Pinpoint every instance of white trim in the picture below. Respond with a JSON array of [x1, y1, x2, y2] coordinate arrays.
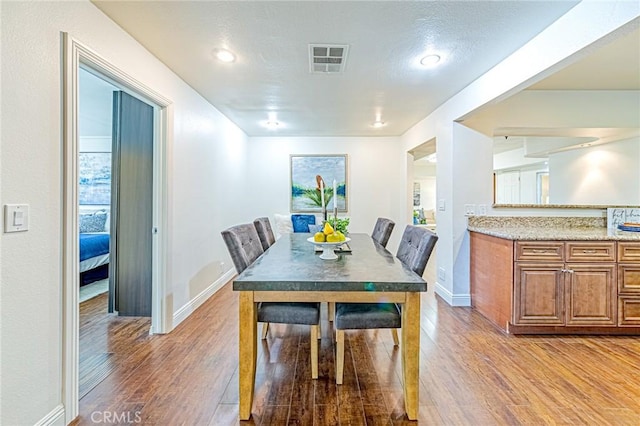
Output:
[[34, 404, 65, 426], [434, 281, 471, 307], [172, 270, 236, 328], [62, 34, 172, 424]]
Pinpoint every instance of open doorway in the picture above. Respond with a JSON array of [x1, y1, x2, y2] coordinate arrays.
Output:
[[77, 67, 156, 398], [63, 34, 171, 423], [410, 138, 437, 232]]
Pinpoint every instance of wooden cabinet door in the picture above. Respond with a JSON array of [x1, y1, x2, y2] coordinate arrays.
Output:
[[565, 264, 616, 326], [514, 263, 565, 325]]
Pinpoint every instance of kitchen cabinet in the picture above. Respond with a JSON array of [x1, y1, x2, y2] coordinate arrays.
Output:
[[470, 233, 639, 334], [513, 241, 616, 327], [618, 242, 640, 326]]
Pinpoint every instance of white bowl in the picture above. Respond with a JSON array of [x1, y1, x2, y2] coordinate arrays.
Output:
[[307, 236, 351, 260]]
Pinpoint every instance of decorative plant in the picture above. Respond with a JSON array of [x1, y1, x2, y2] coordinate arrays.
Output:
[[326, 216, 350, 234]]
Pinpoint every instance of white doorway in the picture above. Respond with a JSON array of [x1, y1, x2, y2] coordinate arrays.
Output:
[[62, 34, 171, 423]]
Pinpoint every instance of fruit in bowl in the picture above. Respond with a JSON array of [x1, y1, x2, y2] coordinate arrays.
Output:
[[313, 232, 325, 242]]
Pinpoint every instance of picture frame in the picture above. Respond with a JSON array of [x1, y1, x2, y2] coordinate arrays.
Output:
[[290, 154, 348, 213], [79, 152, 112, 205]]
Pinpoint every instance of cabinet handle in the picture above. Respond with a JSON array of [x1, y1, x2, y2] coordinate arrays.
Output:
[[532, 249, 549, 253], [582, 249, 596, 254], [560, 268, 574, 274]]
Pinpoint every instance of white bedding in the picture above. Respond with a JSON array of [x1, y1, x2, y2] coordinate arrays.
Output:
[[80, 253, 109, 273]]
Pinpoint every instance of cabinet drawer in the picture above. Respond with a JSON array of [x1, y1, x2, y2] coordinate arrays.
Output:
[[618, 296, 640, 326], [565, 242, 616, 262], [618, 242, 640, 263], [515, 242, 564, 262], [619, 264, 640, 294]]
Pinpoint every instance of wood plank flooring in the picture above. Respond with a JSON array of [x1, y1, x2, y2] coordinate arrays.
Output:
[[74, 260, 640, 425]]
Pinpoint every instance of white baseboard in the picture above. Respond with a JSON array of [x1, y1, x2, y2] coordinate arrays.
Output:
[[35, 404, 65, 426], [434, 281, 471, 307], [172, 269, 236, 328]]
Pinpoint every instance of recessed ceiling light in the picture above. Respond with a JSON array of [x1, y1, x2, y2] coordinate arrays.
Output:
[[372, 120, 385, 128], [419, 54, 441, 67], [264, 120, 280, 130], [213, 48, 236, 63]]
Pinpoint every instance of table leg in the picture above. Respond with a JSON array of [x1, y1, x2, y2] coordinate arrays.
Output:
[[402, 292, 420, 420], [239, 291, 257, 420]]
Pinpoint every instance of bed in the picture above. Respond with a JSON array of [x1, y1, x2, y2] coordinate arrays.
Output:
[[79, 209, 110, 285]]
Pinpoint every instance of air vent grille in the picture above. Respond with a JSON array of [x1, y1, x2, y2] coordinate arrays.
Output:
[[309, 44, 349, 74]]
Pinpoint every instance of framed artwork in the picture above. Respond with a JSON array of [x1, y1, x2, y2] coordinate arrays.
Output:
[[79, 152, 112, 205], [290, 154, 348, 213], [413, 182, 421, 206]]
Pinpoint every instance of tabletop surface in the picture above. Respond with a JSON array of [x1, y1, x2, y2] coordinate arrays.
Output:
[[233, 233, 427, 292]]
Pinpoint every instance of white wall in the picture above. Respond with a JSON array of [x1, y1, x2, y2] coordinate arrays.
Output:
[[550, 137, 640, 205], [401, 2, 639, 305], [246, 137, 407, 251], [1, 1, 248, 424]]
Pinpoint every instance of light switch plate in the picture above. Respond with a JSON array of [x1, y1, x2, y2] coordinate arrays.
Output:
[[4, 204, 29, 233]]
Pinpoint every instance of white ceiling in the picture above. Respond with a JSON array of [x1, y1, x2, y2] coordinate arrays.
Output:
[[91, 0, 583, 137]]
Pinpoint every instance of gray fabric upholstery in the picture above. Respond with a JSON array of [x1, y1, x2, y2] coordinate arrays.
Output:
[[258, 302, 321, 325], [334, 302, 401, 330], [371, 217, 395, 248], [221, 222, 320, 328], [221, 223, 264, 274], [334, 226, 437, 332], [396, 225, 438, 276], [253, 217, 276, 251]]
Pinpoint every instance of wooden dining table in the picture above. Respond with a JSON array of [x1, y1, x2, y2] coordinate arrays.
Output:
[[233, 232, 428, 420]]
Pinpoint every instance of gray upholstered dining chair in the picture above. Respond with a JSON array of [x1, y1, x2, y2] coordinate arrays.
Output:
[[371, 217, 395, 248], [328, 217, 396, 323], [221, 223, 322, 378], [334, 225, 438, 384], [252, 217, 277, 338], [253, 217, 276, 251]]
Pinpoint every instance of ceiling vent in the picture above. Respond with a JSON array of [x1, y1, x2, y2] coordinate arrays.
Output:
[[309, 44, 349, 74]]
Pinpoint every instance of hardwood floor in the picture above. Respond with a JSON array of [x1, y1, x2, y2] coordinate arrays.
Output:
[[75, 258, 640, 425]]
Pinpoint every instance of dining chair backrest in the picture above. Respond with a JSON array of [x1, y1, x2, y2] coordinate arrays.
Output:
[[396, 225, 438, 276], [253, 217, 276, 251], [221, 223, 265, 274], [371, 217, 395, 248]]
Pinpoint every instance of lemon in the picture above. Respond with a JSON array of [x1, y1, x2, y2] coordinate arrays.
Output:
[[336, 231, 346, 242], [313, 232, 325, 242], [323, 222, 334, 236], [326, 232, 341, 242]]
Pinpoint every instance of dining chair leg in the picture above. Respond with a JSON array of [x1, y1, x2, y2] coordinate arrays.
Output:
[[318, 321, 322, 340], [261, 322, 270, 340], [391, 328, 399, 346], [328, 302, 335, 322], [335, 329, 345, 385], [310, 325, 319, 379]]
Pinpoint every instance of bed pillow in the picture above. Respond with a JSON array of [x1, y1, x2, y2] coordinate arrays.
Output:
[[308, 224, 323, 234], [79, 210, 108, 233], [273, 213, 294, 239], [291, 214, 316, 233]]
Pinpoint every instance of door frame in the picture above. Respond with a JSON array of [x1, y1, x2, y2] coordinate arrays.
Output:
[[62, 33, 172, 423]]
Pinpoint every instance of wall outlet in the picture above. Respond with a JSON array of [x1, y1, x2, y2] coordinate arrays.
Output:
[[438, 267, 446, 281], [464, 204, 475, 216], [478, 204, 487, 215]]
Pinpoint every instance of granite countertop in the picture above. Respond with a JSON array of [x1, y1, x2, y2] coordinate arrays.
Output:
[[467, 216, 640, 241]]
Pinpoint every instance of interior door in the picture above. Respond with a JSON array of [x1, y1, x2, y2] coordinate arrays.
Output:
[[109, 91, 154, 316]]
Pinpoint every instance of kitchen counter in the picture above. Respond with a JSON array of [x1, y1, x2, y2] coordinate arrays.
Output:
[[467, 216, 640, 241]]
